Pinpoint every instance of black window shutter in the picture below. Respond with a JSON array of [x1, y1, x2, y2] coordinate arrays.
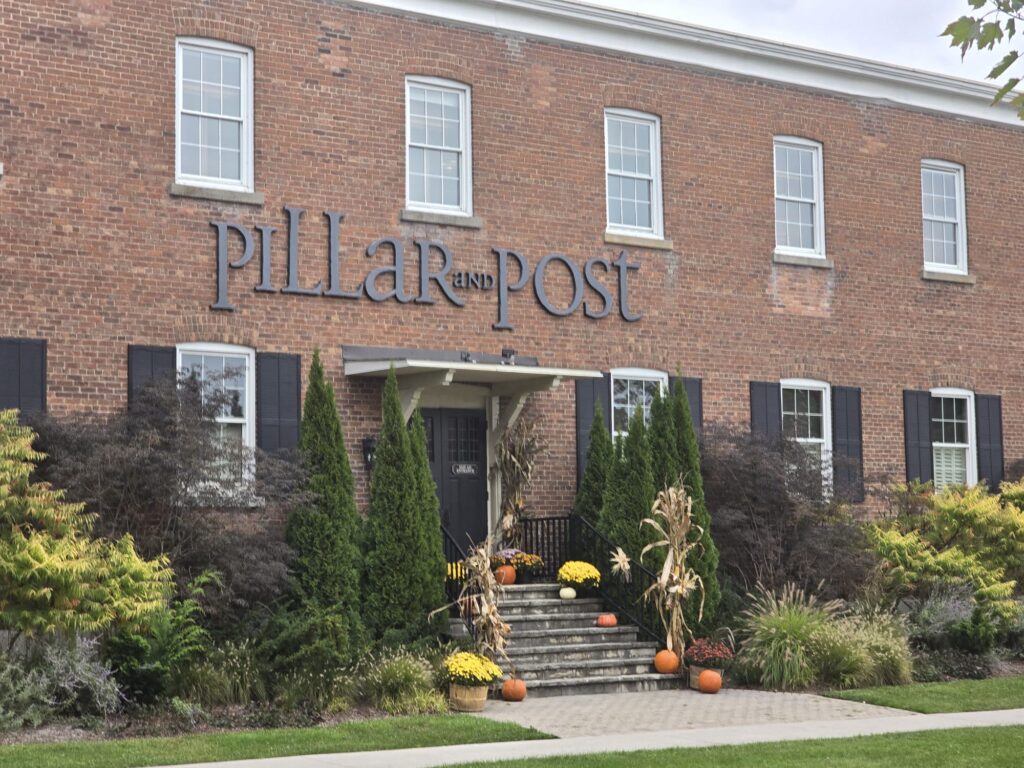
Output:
[[127, 345, 176, 404], [903, 390, 933, 484], [575, 372, 612, 488], [750, 381, 782, 437], [668, 376, 704, 437], [976, 394, 1004, 490], [831, 385, 864, 502], [257, 353, 301, 453], [0, 338, 47, 416]]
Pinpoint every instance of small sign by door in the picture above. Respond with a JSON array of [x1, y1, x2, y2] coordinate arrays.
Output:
[[451, 462, 478, 477]]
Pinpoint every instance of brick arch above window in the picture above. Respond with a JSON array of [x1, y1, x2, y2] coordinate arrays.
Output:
[[173, 6, 261, 49], [601, 84, 665, 119], [173, 315, 260, 350], [400, 55, 478, 88]]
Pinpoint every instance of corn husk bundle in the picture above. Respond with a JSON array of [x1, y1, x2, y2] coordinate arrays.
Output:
[[640, 482, 706, 655]]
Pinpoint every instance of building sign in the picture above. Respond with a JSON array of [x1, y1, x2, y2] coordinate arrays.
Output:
[[210, 206, 641, 331], [450, 463, 478, 477]]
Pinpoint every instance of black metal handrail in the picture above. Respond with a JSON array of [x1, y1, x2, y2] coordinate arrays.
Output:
[[520, 515, 571, 581], [441, 523, 476, 638], [569, 513, 663, 643]]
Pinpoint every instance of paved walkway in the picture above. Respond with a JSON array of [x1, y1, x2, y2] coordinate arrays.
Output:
[[478, 687, 907, 738], [154, 707, 1024, 768]]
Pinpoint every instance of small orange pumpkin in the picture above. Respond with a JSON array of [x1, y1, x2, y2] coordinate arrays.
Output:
[[698, 669, 723, 694], [654, 649, 681, 674], [596, 613, 618, 628], [502, 677, 528, 701], [494, 565, 517, 585]]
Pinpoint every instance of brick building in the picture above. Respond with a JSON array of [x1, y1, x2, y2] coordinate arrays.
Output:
[[2, 0, 1021, 545]]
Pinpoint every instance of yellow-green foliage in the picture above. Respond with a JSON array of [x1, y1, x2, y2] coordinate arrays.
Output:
[[0, 410, 172, 638], [871, 483, 1024, 620]]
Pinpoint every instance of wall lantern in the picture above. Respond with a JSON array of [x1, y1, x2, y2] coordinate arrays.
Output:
[[361, 436, 378, 471]]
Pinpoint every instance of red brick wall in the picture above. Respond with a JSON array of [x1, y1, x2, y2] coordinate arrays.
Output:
[[2, 0, 1022, 515]]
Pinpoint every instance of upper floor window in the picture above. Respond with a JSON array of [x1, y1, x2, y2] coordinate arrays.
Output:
[[921, 160, 967, 275], [605, 109, 664, 239], [781, 378, 832, 491], [610, 368, 667, 438], [405, 76, 472, 216], [177, 342, 255, 481], [176, 38, 254, 192], [773, 137, 825, 258], [930, 388, 976, 490]]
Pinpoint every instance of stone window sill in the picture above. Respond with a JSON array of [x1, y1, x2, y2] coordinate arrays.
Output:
[[400, 208, 482, 229], [772, 251, 834, 269], [922, 269, 976, 285], [169, 183, 265, 206], [604, 231, 674, 251]]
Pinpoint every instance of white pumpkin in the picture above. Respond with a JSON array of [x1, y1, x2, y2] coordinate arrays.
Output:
[[559, 586, 577, 600]]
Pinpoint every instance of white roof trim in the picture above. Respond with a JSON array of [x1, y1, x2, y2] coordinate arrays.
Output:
[[345, 358, 603, 382], [355, 0, 1022, 128]]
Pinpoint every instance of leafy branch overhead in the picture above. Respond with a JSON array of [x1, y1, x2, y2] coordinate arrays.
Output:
[[945, 1, 1024, 115]]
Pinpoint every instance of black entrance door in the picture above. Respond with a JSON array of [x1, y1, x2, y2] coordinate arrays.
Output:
[[421, 408, 488, 551]]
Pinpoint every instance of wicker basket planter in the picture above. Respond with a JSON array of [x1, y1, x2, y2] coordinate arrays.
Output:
[[449, 683, 489, 712]]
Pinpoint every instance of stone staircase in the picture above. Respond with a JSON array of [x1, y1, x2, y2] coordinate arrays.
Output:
[[495, 582, 680, 697]]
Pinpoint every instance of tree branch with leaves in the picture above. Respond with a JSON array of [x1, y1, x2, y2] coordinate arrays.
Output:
[[946, 0, 1024, 116]]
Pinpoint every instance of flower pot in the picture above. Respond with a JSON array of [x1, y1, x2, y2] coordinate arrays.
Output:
[[494, 565, 517, 585], [688, 665, 724, 691], [449, 683, 489, 712], [559, 586, 577, 600], [517, 571, 535, 584]]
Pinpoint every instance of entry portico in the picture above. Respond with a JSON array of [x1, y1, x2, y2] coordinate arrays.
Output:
[[343, 345, 601, 548]]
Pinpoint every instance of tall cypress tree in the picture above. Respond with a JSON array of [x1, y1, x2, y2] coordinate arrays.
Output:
[[671, 378, 721, 629], [597, 407, 656, 564], [408, 408, 447, 638], [574, 402, 613, 527], [286, 350, 365, 652], [649, 389, 681, 492], [363, 367, 424, 644]]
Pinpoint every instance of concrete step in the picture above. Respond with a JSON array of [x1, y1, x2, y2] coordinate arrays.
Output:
[[498, 583, 562, 601], [509, 625, 639, 647], [506, 640, 659, 665], [499, 598, 604, 616], [506, 612, 607, 631], [509, 657, 656, 680], [509, 672, 683, 698]]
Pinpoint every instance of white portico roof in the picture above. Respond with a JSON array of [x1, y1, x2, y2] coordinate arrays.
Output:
[[344, 356, 602, 388]]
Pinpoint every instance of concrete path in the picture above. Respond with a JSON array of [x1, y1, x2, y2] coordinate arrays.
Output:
[[478, 687, 907, 738], [152, 706, 1024, 768]]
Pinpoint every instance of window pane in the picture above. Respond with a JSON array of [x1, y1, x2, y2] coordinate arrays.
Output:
[[201, 51, 222, 84], [783, 413, 796, 437], [183, 49, 202, 81], [181, 144, 201, 175], [222, 86, 241, 118], [783, 388, 795, 412], [221, 150, 240, 181], [182, 114, 201, 144], [222, 56, 241, 88], [183, 80, 201, 111]]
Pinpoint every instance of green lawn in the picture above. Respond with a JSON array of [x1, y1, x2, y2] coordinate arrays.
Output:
[[828, 676, 1024, 714], [0, 714, 550, 768], [458, 727, 1024, 767]]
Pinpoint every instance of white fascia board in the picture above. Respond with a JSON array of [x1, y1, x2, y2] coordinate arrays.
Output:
[[354, 0, 1023, 128], [344, 358, 603, 380]]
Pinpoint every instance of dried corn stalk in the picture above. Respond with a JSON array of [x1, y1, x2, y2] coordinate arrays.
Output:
[[640, 482, 705, 655]]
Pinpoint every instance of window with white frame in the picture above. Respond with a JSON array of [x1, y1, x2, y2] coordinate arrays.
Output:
[[176, 38, 253, 192], [921, 161, 967, 274], [605, 109, 664, 238], [930, 388, 976, 490], [177, 343, 256, 480], [405, 77, 472, 215], [773, 137, 825, 257], [610, 368, 668, 437], [781, 379, 832, 488]]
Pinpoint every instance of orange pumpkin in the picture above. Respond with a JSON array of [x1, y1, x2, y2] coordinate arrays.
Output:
[[502, 677, 528, 702], [596, 613, 618, 628], [494, 565, 517, 585], [654, 649, 681, 674], [698, 669, 723, 694]]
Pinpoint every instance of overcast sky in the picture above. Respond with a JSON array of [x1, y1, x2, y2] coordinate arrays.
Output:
[[588, 0, 1001, 82]]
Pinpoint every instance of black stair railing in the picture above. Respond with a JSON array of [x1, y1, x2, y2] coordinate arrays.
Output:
[[520, 515, 571, 581], [568, 513, 663, 644], [441, 523, 477, 639]]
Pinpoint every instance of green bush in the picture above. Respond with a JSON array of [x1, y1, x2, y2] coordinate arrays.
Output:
[[258, 604, 354, 683], [355, 649, 444, 715], [182, 640, 268, 707], [363, 368, 435, 645], [671, 378, 720, 631], [0, 653, 52, 730], [286, 349, 365, 656], [949, 608, 1000, 655], [408, 409, 448, 639]]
